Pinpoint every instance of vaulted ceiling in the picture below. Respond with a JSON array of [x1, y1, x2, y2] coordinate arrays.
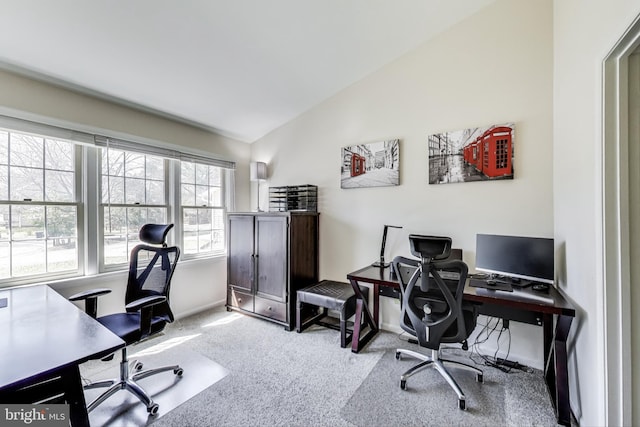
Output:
[[0, 0, 495, 142]]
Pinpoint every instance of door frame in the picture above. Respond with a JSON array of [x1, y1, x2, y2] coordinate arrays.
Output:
[[602, 14, 640, 426]]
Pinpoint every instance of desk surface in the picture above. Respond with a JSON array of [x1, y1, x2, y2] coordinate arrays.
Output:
[[347, 264, 575, 317], [0, 285, 124, 391]]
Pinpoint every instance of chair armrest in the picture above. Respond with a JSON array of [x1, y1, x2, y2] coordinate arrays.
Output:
[[125, 295, 167, 312], [125, 295, 167, 339], [68, 288, 112, 301], [68, 288, 112, 319]]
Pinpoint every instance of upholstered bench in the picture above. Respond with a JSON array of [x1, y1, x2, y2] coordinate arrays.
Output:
[[296, 280, 369, 348]]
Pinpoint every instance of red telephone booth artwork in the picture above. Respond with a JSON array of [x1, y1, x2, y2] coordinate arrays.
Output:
[[472, 139, 483, 173], [350, 153, 366, 177], [480, 126, 512, 178]]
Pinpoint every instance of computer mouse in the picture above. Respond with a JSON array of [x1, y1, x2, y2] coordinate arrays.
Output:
[[486, 279, 497, 286]]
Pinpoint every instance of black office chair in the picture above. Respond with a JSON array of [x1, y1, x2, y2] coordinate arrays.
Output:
[[69, 223, 182, 415], [391, 234, 482, 410]]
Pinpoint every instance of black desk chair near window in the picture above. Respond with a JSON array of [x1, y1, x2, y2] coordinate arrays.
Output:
[[70, 223, 182, 415], [391, 235, 482, 410]]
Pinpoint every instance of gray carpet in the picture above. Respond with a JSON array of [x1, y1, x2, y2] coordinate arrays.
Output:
[[81, 306, 563, 426], [341, 347, 558, 426]]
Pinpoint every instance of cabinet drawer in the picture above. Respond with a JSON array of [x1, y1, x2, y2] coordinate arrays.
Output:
[[228, 288, 254, 312], [254, 297, 287, 322]]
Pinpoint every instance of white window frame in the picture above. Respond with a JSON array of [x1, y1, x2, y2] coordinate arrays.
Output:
[[177, 160, 228, 259], [0, 128, 84, 285], [98, 147, 171, 272], [0, 114, 235, 287]]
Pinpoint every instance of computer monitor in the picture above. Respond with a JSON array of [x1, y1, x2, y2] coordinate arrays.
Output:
[[475, 234, 554, 285]]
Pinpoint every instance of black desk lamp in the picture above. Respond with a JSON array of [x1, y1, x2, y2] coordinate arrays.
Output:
[[372, 224, 403, 268]]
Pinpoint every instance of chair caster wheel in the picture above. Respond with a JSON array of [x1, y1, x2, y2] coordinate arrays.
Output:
[[134, 362, 144, 371], [476, 373, 483, 383], [174, 367, 184, 376], [458, 399, 466, 410], [147, 403, 159, 415], [400, 379, 407, 390], [395, 351, 401, 360]]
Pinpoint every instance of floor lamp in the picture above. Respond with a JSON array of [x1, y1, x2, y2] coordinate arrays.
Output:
[[250, 161, 267, 212]]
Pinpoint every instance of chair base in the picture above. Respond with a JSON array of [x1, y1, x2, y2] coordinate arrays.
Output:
[[395, 348, 483, 410], [85, 347, 183, 415]]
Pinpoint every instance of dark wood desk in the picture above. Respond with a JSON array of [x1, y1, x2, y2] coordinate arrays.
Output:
[[0, 285, 125, 427], [347, 265, 575, 426]]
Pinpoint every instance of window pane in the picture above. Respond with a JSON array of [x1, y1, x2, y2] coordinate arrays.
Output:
[[195, 164, 208, 185], [127, 207, 148, 235], [0, 165, 7, 200], [47, 238, 77, 273], [103, 149, 124, 177], [0, 131, 8, 165], [104, 206, 127, 265], [11, 205, 44, 240], [12, 241, 45, 276], [196, 184, 208, 206], [182, 208, 224, 255], [212, 229, 225, 252], [10, 133, 43, 168], [210, 187, 221, 206], [197, 230, 213, 252], [147, 208, 166, 224], [125, 153, 145, 178], [212, 208, 224, 230], [45, 205, 78, 272], [102, 176, 124, 204], [181, 162, 195, 184], [146, 180, 164, 205], [0, 206, 8, 240], [181, 184, 195, 206], [0, 205, 8, 278], [183, 230, 198, 254], [0, 242, 9, 279], [0, 129, 80, 283], [209, 166, 221, 186], [104, 206, 126, 236], [45, 139, 74, 171], [46, 206, 77, 240], [10, 166, 43, 201], [125, 177, 145, 204], [45, 170, 75, 202], [146, 157, 164, 180]]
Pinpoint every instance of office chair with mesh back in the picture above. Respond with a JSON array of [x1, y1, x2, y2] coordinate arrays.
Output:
[[391, 234, 482, 410], [69, 223, 182, 415]]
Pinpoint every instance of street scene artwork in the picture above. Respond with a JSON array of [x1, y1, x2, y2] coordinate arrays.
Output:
[[428, 123, 514, 185], [341, 139, 400, 189]]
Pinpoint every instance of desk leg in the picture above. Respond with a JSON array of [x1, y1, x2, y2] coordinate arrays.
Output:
[[349, 279, 379, 353], [61, 365, 90, 427], [544, 314, 573, 427]]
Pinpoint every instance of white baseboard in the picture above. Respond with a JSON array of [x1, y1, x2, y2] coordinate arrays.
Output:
[[176, 299, 226, 320]]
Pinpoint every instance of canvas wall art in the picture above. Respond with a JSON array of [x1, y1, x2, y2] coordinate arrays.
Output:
[[341, 139, 400, 189], [428, 123, 514, 185]]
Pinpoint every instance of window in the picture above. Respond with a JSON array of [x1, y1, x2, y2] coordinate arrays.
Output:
[[0, 129, 80, 281], [0, 116, 235, 286], [100, 148, 168, 267], [180, 161, 225, 256]]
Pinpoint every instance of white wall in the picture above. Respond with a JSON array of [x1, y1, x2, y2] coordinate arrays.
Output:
[[0, 68, 251, 318], [554, 1, 640, 425], [252, 0, 553, 369]]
